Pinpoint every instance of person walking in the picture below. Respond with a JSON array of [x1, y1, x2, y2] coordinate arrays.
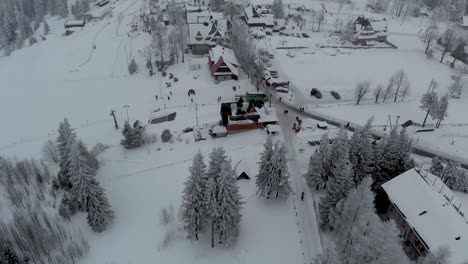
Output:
[[301, 192, 304, 201]]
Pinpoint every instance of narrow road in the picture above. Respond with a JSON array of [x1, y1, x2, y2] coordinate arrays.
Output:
[[275, 105, 323, 264]]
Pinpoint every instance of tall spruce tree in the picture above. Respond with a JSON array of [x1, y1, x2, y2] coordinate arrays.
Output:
[[270, 142, 292, 199], [57, 118, 76, 189], [86, 180, 114, 232], [69, 141, 96, 211], [306, 149, 325, 190], [256, 136, 275, 198], [319, 150, 353, 230], [181, 151, 208, 240], [216, 159, 243, 246], [76, 140, 99, 174], [327, 127, 349, 183], [349, 118, 374, 185]]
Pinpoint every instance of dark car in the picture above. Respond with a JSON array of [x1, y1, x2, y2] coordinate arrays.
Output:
[[301, 33, 310, 38], [279, 32, 289, 36], [266, 31, 273, 36], [330, 91, 340, 100], [310, 88, 322, 99], [279, 26, 286, 31]]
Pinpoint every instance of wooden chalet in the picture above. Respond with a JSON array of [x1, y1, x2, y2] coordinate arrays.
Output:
[[208, 45, 239, 81]]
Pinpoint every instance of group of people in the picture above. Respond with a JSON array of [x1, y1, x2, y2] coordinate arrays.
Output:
[[292, 116, 302, 134], [187, 89, 196, 96]]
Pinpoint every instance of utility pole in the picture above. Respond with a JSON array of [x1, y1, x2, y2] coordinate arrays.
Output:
[[110, 109, 119, 130], [123, 105, 130, 123], [195, 102, 199, 126]]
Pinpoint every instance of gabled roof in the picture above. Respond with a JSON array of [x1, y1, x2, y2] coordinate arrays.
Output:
[[188, 20, 227, 45], [382, 169, 468, 264], [244, 4, 274, 27], [209, 45, 239, 75]]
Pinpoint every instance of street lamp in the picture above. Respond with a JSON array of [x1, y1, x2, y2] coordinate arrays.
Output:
[[123, 105, 130, 123]]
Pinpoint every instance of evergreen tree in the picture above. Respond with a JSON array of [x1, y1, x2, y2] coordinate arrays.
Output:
[[181, 151, 208, 240], [69, 141, 95, 210], [327, 127, 349, 183], [86, 180, 114, 232], [270, 142, 292, 199], [56, 0, 69, 18], [205, 177, 219, 248], [430, 156, 445, 176], [319, 150, 353, 230], [216, 159, 243, 246], [121, 121, 143, 149], [206, 147, 227, 180], [349, 118, 374, 185], [76, 140, 99, 174], [56, 118, 76, 189], [128, 59, 138, 75], [335, 177, 409, 264], [441, 161, 461, 190], [34, 0, 45, 21], [1, 242, 20, 264], [306, 150, 325, 190], [58, 192, 76, 219], [395, 128, 414, 173], [256, 136, 275, 198]]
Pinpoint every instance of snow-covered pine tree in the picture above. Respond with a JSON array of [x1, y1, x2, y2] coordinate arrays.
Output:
[[349, 118, 374, 185], [121, 121, 143, 149], [319, 149, 353, 230], [181, 151, 208, 240], [430, 156, 445, 176], [204, 147, 227, 247], [33, 0, 45, 21], [128, 58, 138, 74], [395, 128, 414, 174], [86, 180, 114, 232], [313, 243, 340, 264], [217, 159, 243, 246], [327, 127, 349, 182], [1, 242, 20, 264], [335, 177, 409, 264], [58, 192, 76, 219], [441, 161, 462, 190], [270, 142, 292, 199], [77, 140, 99, 174], [69, 141, 95, 211], [374, 125, 401, 186], [57, 118, 76, 189], [204, 177, 219, 248], [256, 136, 275, 198], [306, 149, 325, 191]]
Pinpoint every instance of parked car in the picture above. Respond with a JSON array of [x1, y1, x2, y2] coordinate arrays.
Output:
[[272, 27, 280, 32], [287, 52, 295, 58], [330, 91, 341, 100], [310, 88, 322, 99], [301, 33, 310, 38], [267, 53, 274, 59], [279, 32, 289, 36], [266, 31, 273, 36], [295, 33, 301, 38], [279, 26, 286, 31]]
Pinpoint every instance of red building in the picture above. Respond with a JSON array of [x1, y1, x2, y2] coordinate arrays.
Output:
[[208, 46, 239, 81]]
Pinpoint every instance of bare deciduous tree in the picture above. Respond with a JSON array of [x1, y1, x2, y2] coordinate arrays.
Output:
[[355, 81, 370, 105], [448, 68, 465, 98], [373, 84, 384, 103], [316, 11, 325, 32], [422, 7, 445, 55], [382, 79, 394, 103], [440, 24, 461, 63], [400, 84, 410, 102], [42, 139, 59, 163], [142, 45, 154, 69], [391, 70, 409, 102], [151, 20, 167, 69]]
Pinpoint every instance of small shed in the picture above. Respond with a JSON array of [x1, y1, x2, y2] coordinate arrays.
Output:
[[210, 126, 227, 138], [148, 110, 176, 124], [237, 172, 250, 180], [401, 120, 413, 128], [64, 19, 86, 29]]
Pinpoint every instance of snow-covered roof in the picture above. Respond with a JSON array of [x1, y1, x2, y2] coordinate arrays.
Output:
[[244, 4, 274, 27], [187, 11, 224, 24], [212, 126, 227, 134], [255, 106, 278, 123], [209, 45, 239, 75], [188, 20, 227, 45], [382, 169, 468, 264], [371, 20, 388, 32], [64, 19, 85, 27]]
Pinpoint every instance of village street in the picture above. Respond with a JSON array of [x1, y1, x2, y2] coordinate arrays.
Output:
[[275, 103, 324, 264]]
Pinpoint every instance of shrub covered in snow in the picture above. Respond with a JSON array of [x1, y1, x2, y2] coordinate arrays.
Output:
[[161, 129, 173, 143]]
